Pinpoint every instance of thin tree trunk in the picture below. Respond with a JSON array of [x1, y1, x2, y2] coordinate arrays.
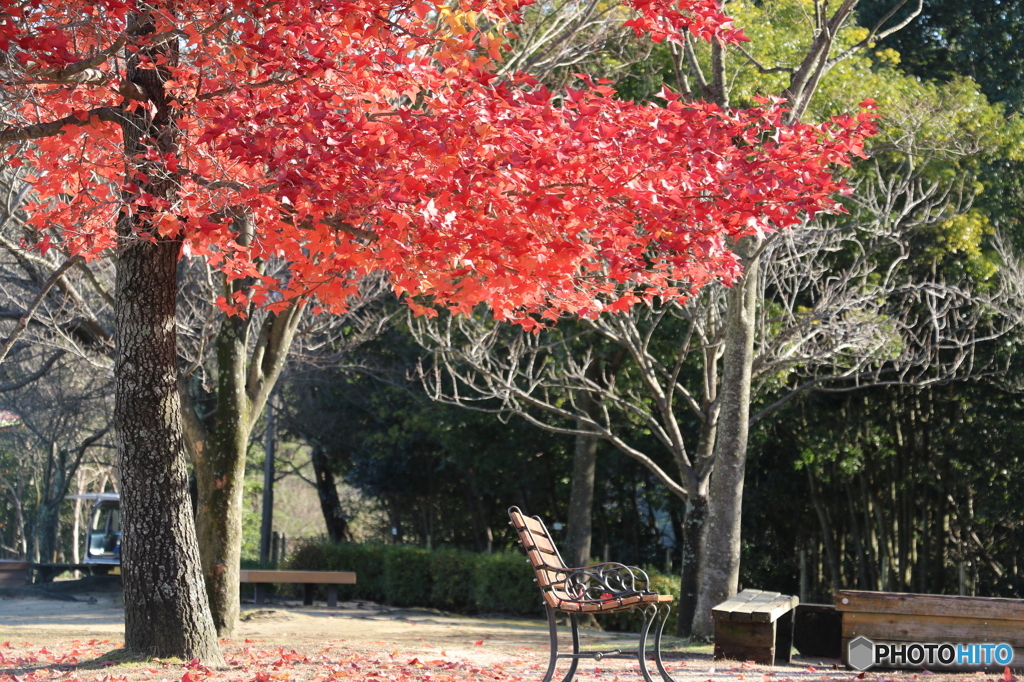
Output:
[[195, 314, 252, 637], [310, 444, 352, 542], [36, 443, 66, 567], [72, 472, 83, 573], [566, 422, 598, 567], [845, 482, 869, 589], [0, 475, 28, 558], [678, 494, 708, 637], [690, 241, 758, 640], [807, 465, 840, 593], [190, 300, 303, 636], [676, 402, 716, 637]]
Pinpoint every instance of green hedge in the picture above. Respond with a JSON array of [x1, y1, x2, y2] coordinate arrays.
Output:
[[289, 541, 680, 631], [289, 541, 541, 616]]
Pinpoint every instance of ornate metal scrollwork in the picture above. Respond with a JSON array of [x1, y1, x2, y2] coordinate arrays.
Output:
[[558, 562, 653, 603]]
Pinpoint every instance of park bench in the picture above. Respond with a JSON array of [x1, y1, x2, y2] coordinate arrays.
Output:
[[239, 569, 356, 608], [711, 589, 799, 665], [0, 560, 30, 588], [509, 506, 675, 682], [837, 590, 1024, 671]]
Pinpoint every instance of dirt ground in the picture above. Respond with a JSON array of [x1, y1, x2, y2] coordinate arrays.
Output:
[[0, 581, 1016, 682]]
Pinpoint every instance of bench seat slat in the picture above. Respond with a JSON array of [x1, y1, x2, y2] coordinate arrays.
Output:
[[715, 590, 789, 622], [559, 593, 673, 613], [239, 570, 356, 584], [750, 596, 800, 623], [528, 533, 559, 555]]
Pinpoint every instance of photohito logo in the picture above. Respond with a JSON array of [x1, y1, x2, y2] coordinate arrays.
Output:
[[847, 637, 1015, 671]]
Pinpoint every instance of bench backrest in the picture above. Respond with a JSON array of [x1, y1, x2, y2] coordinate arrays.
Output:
[[508, 506, 572, 609]]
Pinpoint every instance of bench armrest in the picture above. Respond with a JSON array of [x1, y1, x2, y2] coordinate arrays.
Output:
[[559, 562, 654, 602]]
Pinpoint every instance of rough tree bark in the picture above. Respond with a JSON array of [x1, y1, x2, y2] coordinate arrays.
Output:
[[116, 237, 222, 661]]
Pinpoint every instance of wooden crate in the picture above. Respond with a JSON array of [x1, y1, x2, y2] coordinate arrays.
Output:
[[713, 589, 799, 665], [836, 590, 1024, 671], [0, 560, 30, 588]]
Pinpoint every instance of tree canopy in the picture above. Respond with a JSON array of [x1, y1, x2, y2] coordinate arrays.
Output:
[[2, 0, 875, 326]]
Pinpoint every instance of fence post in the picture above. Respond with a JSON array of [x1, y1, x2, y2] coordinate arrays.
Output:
[[799, 548, 808, 603]]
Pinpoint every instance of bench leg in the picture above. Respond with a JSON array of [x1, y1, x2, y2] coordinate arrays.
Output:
[[637, 605, 658, 682], [303, 584, 314, 606], [327, 585, 338, 608], [651, 604, 674, 682], [255, 583, 266, 606], [541, 606, 581, 682], [774, 609, 795, 664], [543, 605, 559, 682], [560, 614, 580, 682]]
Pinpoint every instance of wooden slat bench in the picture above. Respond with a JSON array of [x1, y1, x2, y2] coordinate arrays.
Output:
[[837, 590, 1024, 671], [0, 560, 30, 588], [712, 589, 799, 665], [239, 570, 356, 608], [509, 506, 676, 682]]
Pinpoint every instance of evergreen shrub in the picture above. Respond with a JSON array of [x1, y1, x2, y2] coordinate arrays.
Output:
[[383, 545, 433, 607]]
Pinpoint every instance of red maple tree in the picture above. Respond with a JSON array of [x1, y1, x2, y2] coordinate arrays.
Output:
[[2, 0, 874, 324], [0, 0, 875, 660]]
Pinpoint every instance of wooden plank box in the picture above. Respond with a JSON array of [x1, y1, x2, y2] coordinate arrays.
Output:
[[837, 590, 1024, 672], [713, 589, 799, 665]]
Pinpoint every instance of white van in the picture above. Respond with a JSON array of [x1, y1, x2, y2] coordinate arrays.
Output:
[[66, 493, 121, 568]]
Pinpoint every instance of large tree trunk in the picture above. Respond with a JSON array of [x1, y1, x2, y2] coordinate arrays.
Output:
[[113, 6, 223, 661], [691, 242, 759, 639], [566, 423, 598, 567], [116, 237, 223, 662], [194, 315, 251, 637]]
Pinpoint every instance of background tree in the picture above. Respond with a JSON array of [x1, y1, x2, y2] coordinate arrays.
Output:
[[415, 0, 1024, 637]]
